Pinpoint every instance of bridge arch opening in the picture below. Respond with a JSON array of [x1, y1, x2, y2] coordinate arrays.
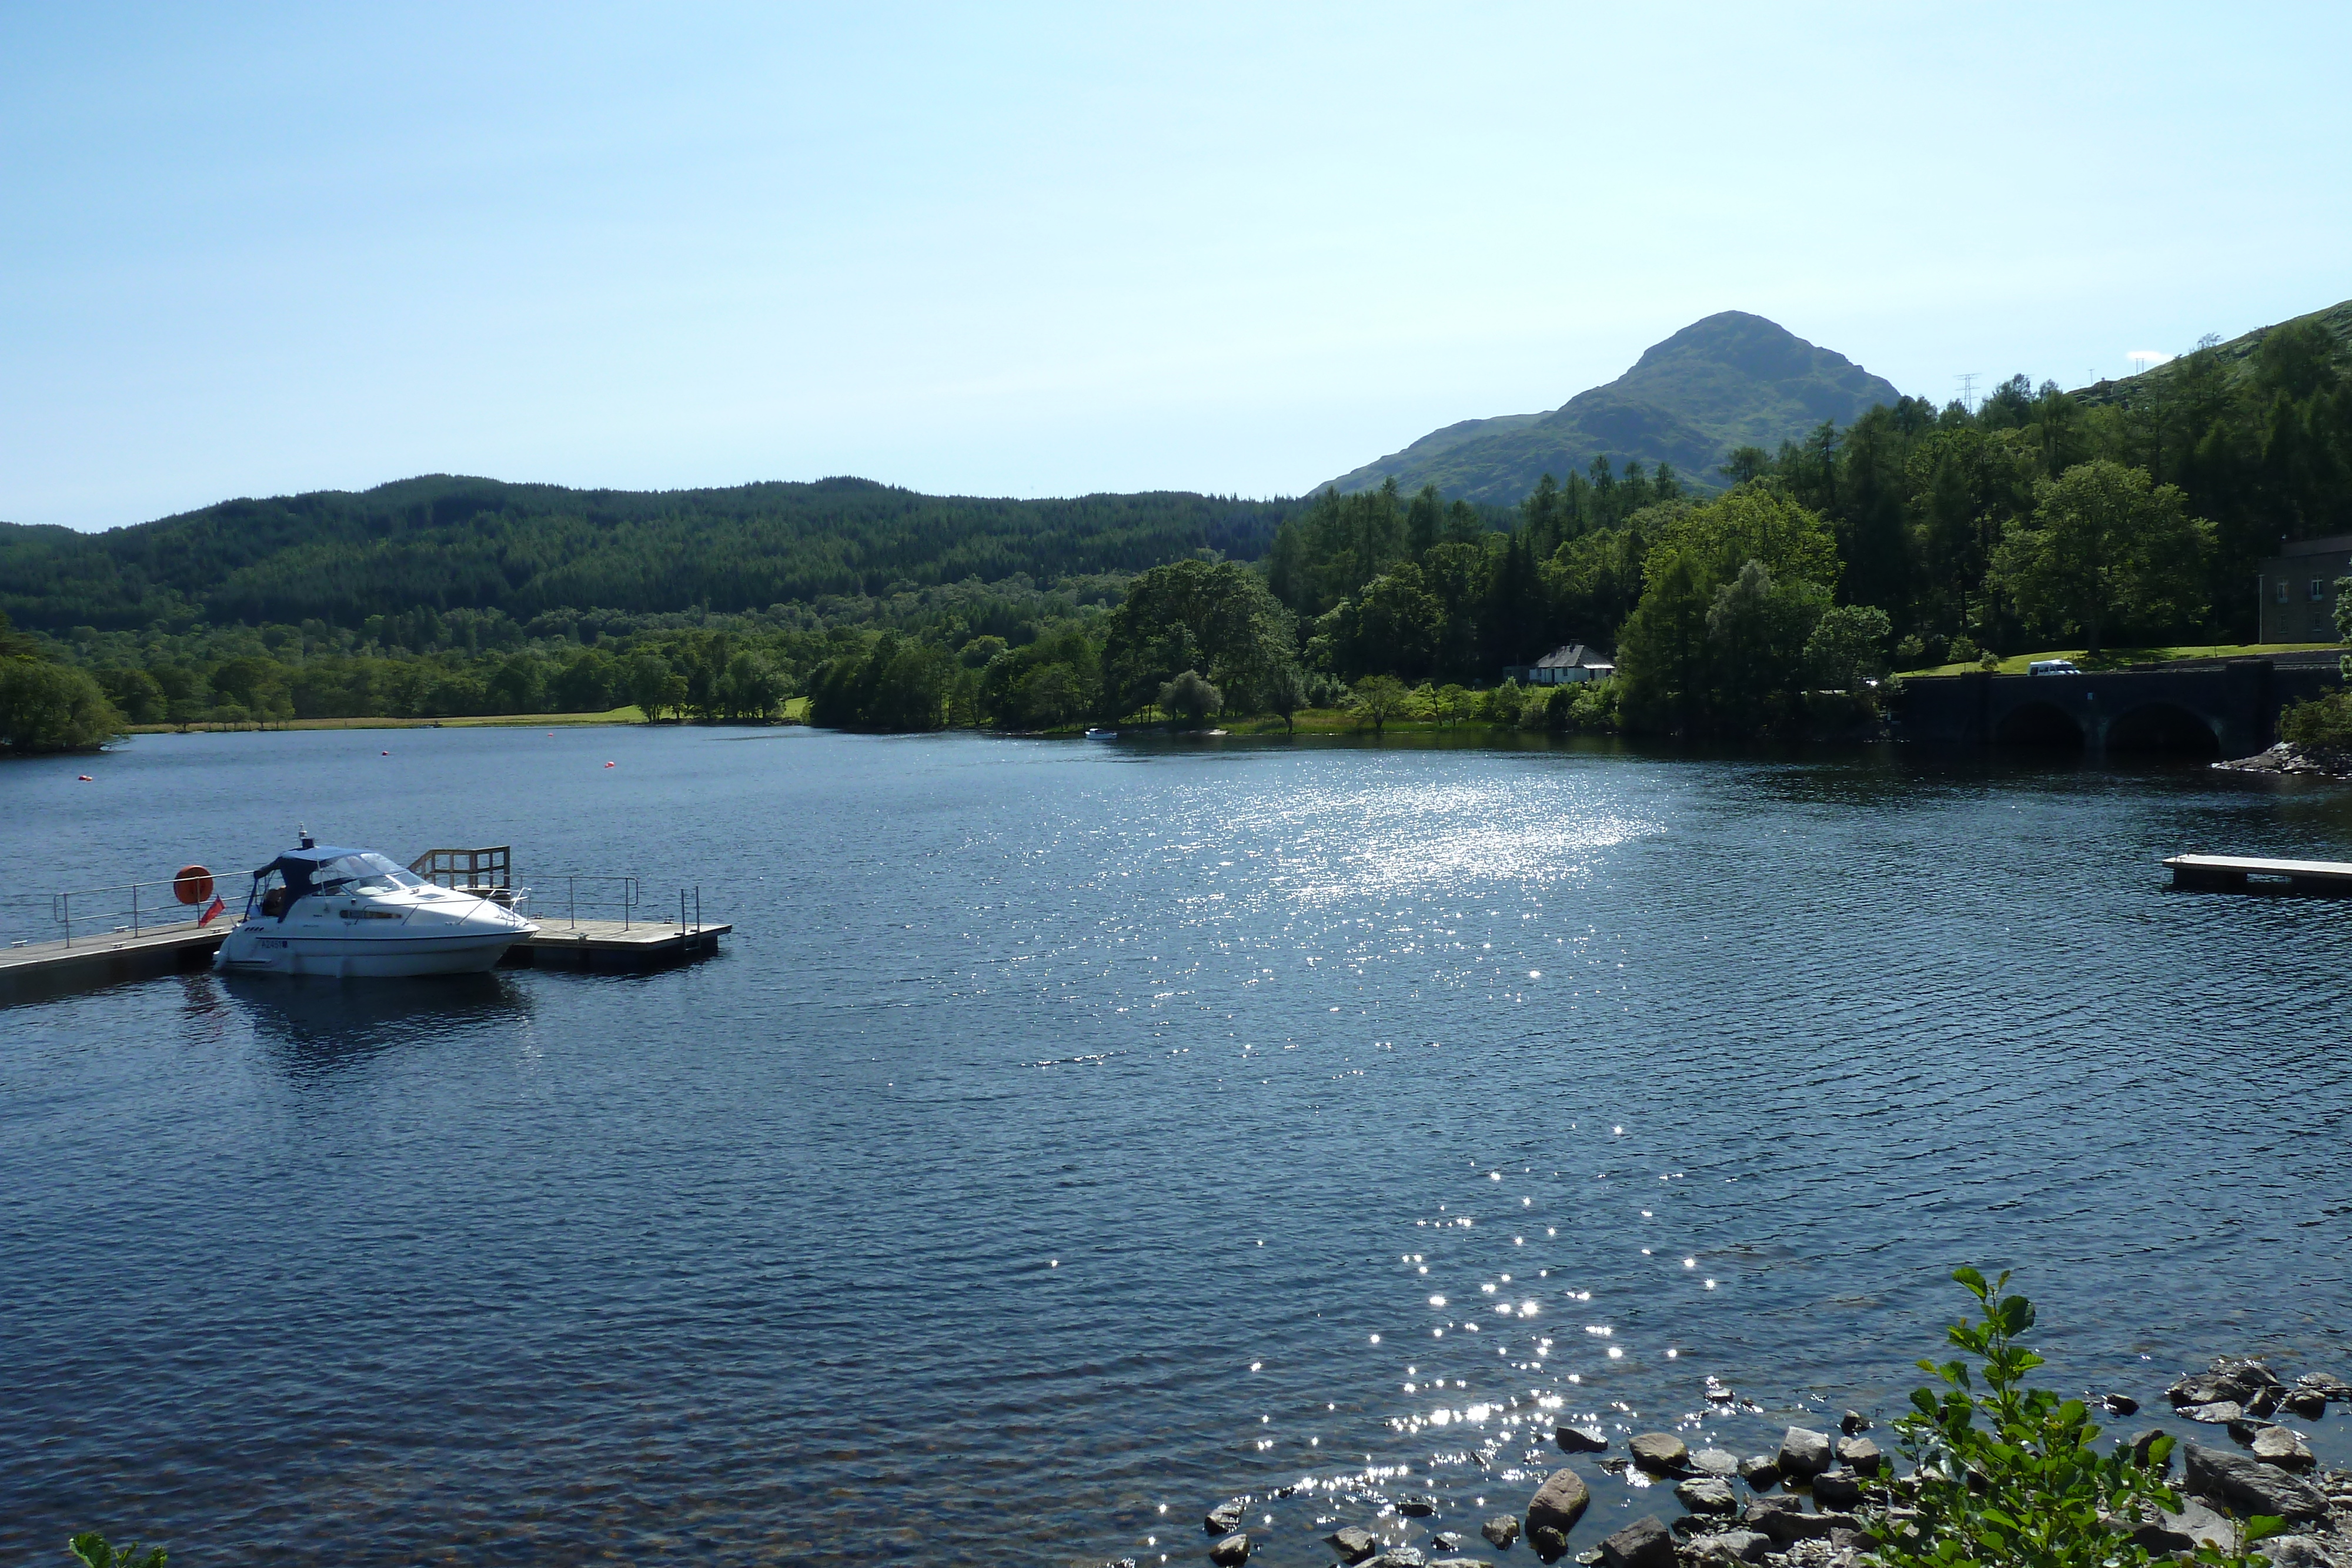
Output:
[[2107, 701, 2222, 757], [1995, 701, 2084, 749]]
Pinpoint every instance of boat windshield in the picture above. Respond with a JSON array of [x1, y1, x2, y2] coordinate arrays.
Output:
[[313, 852, 425, 895]]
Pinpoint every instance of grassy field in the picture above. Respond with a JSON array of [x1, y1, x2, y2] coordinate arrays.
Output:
[[1898, 643, 2343, 677]]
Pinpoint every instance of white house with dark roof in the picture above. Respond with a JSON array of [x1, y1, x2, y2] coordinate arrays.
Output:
[[1503, 643, 1615, 686]]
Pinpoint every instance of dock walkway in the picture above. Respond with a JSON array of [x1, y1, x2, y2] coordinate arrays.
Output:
[[2, 913, 729, 1000], [2165, 853, 2352, 895]]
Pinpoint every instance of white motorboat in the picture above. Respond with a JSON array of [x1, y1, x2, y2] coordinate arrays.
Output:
[[213, 837, 537, 978]]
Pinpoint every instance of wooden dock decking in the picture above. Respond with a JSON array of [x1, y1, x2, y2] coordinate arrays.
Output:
[[507, 918, 731, 969], [2165, 853, 2352, 895], [0, 924, 226, 995], [1, 914, 729, 1000]]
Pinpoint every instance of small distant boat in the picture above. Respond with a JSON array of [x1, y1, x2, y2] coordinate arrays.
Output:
[[1085, 728, 1118, 740], [214, 835, 537, 978]]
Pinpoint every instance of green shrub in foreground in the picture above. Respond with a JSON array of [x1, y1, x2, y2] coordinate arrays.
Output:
[[69, 1534, 165, 1568], [1882, 1267, 2281, 1568]]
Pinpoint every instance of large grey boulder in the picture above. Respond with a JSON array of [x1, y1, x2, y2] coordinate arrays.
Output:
[[1481, 1516, 1521, 1550], [1629, 1433, 1690, 1474], [1206, 1499, 1247, 1534], [1736, 1455, 1780, 1490], [1399, 1496, 1439, 1517], [1689, 1530, 1773, 1564], [1556, 1424, 1609, 1453], [1690, 1448, 1740, 1478], [1596, 1515, 1676, 1568], [1526, 1468, 1592, 1539], [1810, 1470, 1865, 1510], [1835, 1436, 1883, 1475], [2261, 1536, 2345, 1568], [2126, 1497, 2237, 1554], [1208, 1533, 1251, 1567], [2183, 1439, 2330, 1520], [1328, 1526, 1379, 1563], [1776, 1427, 1835, 1478], [1674, 1477, 1739, 1514], [1367, 1550, 1424, 1568], [1429, 1559, 1495, 1568], [2181, 1400, 2242, 1425], [1839, 1410, 1871, 1435], [2251, 1425, 2316, 1470], [1526, 1526, 1568, 1563]]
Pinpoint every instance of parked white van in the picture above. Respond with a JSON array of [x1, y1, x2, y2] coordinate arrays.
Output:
[[2028, 659, 2084, 676]]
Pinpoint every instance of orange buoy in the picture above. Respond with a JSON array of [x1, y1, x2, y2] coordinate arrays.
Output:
[[604, 761, 616, 768], [173, 864, 215, 905]]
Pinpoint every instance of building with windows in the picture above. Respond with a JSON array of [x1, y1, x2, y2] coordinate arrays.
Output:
[[2256, 536, 2352, 644], [1503, 643, 1615, 686]]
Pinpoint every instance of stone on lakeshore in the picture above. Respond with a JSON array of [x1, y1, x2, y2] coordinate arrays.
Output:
[[1527, 1468, 1593, 1540], [2102, 1392, 2140, 1416], [2127, 1497, 2237, 1554], [1400, 1496, 1439, 1517], [1838, 1410, 1870, 1436], [1526, 1525, 1569, 1564], [1557, 1424, 1609, 1454], [1736, 1455, 1780, 1490], [2253, 1425, 2317, 1470], [2260, 1537, 2343, 1568], [1209, 1532, 1252, 1567], [2169, 1373, 2228, 1407], [1834, 1436, 1882, 1475], [1690, 1449, 1740, 1478], [2129, 1427, 2173, 1472], [2180, 1400, 2241, 1425], [1429, 1559, 1494, 1568], [1481, 1515, 1521, 1550], [2184, 1439, 2331, 1520], [1628, 1433, 1689, 1474], [1776, 1427, 1833, 1478], [1596, 1515, 1675, 1568], [1810, 1470, 1864, 1510], [1431, 1533, 1462, 1552], [1689, 1529, 1772, 1564], [1206, 1499, 1248, 1534], [1674, 1477, 1738, 1514], [2247, 1387, 2283, 1417], [1329, 1526, 1379, 1563], [2297, 1372, 2352, 1401], [2285, 1388, 2329, 1419], [1370, 1551, 1426, 1568]]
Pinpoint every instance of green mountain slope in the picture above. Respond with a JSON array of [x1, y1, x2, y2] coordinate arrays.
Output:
[[2072, 296, 2352, 406], [1327, 310, 1903, 502], [0, 474, 1299, 631]]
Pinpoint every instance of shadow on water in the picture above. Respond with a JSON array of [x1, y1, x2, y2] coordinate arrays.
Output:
[[215, 969, 534, 1075]]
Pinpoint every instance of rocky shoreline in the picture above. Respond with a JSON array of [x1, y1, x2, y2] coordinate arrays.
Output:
[[1165, 1356, 2352, 1568], [2215, 743, 2352, 778]]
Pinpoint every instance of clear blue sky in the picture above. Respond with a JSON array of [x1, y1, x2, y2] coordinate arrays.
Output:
[[5, 2, 2347, 531]]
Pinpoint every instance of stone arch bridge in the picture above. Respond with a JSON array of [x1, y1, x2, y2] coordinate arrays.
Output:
[[1895, 658, 2340, 756]]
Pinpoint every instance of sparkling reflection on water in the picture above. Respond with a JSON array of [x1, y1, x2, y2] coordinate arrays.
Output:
[[4, 727, 2352, 1566]]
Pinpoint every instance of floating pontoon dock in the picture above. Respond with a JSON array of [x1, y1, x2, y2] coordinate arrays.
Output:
[[4, 847, 727, 1001], [2164, 853, 2352, 896]]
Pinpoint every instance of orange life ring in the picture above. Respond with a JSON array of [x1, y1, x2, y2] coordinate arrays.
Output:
[[173, 864, 215, 905]]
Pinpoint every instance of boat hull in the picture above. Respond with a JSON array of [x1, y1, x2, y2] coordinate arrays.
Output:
[[213, 924, 534, 978]]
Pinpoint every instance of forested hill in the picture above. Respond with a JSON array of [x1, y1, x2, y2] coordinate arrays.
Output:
[[1325, 311, 1902, 503], [0, 474, 1300, 631], [2072, 297, 2352, 409]]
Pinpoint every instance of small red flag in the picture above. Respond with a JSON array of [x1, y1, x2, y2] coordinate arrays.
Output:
[[198, 896, 226, 927]]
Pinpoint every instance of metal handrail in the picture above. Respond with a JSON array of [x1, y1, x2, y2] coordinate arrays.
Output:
[[34, 876, 221, 950], [539, 874, 642, 931]]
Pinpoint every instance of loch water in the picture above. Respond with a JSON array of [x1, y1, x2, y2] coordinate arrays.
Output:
[[5, 725, 2352, 1566]]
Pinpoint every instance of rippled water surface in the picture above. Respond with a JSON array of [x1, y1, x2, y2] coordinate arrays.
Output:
[[6, 726, 2352, 1565]]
